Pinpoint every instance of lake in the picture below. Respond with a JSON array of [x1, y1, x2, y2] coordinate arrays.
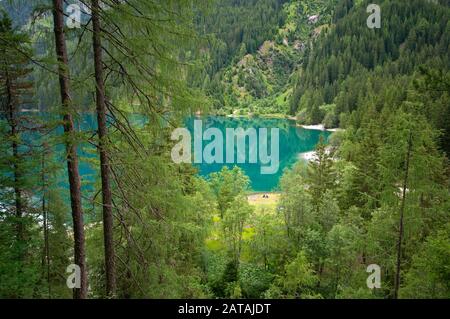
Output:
[[29, 114, 329, 193], [186, 116, 330, 192]]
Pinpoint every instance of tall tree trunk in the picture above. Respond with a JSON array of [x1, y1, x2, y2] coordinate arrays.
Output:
[[5, 74, 23, 242], [51, 0, 88, 299], [394, 132, 413, 299], [91, 0, 117, 297], [5, 65, 23, 241]]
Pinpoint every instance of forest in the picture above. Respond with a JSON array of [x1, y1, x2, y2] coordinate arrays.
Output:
[[0, 0, 449, 300]]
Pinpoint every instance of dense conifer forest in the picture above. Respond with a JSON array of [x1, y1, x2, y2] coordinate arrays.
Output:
[[0, 0, 448, 300]]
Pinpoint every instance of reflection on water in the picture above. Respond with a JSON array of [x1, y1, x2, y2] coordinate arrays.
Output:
[[27, 113, 330, 195], [186, 116, 330, 192]]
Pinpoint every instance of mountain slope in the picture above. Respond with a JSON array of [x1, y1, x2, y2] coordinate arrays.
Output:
[[194, 0, 338, 114], [289, 0, 450, 128]]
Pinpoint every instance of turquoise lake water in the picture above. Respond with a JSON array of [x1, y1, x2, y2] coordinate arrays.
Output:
[[36, 114, 329, 193], [186, 116, 330, 191]]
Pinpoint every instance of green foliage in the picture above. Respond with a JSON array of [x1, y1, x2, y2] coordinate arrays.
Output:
[[266, 251, 321, 299], [0, 213, 43, 298], [290, 0, 450, 132], [401, 225, 450, 299], [0, 0, 449, 300], [239, 263, 273, 298], [209, 166, 250, 217], [307, 135, 335, 211], [196, 0, 338, 113]]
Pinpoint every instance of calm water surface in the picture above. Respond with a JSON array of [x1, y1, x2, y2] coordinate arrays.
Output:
[[32, 114, 329, 193], [186, 116, 330, 191]]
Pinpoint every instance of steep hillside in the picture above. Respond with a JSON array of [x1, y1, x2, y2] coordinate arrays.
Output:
[[289, 0, 450, 128], [194, 0, 338, 114], [194, 0, 450, 143]]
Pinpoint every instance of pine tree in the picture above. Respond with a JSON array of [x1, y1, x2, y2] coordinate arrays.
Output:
[[307, 135, 335, 212], [91, 0, 116, 297], [0, 10, 37, 298], [51, 0, 87, 299], [0, 10, 32, 245]]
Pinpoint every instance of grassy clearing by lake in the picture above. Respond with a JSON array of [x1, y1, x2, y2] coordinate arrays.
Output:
[[247, 192, 280, 208]]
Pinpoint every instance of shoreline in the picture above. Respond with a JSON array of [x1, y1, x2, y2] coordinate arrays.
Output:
[[196, 112, 344, 132], [225, 113, 289, 119], [299, 124, 342, 132], [299, 145, 334, 162], [299, 151, 317, 161]]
